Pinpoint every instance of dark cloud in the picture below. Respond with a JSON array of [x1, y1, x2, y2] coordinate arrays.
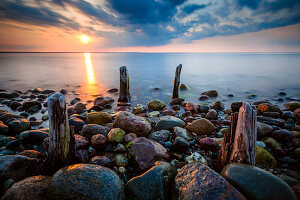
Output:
[[182, 4, 208, 14], [236, 0, 261, 9]]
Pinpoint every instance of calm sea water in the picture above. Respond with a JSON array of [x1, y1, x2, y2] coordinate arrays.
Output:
[[0, 52, 300, 109]]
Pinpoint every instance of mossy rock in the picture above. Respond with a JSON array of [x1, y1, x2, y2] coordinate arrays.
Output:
[[147, 100, 166, 111], [86, 112, 112, 125], [107, 128, 125, 143], [255, 146, 276, 169], [284, 101, 300, 111], [261, 137, 281, 149]]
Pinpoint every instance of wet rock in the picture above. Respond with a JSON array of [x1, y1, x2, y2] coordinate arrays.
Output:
[[175, 162, 245, 200], [294, 108, 300, 125], [114, 111, 151, 136], [258, 103, 282, 114], [18, 150, 45, 160], [173, 126, 193, 141], [257, 116, 285, 127], [91, 134, 106, 149], [147, 99, 166, 111], [199, 95, 210, 101], [107, 128, 125, 143], [172, 136, 190, 152], [271, 129, 296, 142], [185, 152, 207, 165], [147, 111, 160, 117], [277, 174, 298, 187], [0, 155, 41, 181], [9, 101, 22, 110], [69, 117, 86, 133], [169, 98, 185, 105], [94, 96, 114, 107], [199, 105, 210, 113], [185, 118, 215, 135], [132, 104, 147, 114], [74, 150, 89, 163], [149, 130, 170, 142], [129, 137, 169, 170], [89, 105, 104, 112], [73, 102, 86, 114], [295, 148, 300, 159], [115, 154, 128, 167], [179, 83, 189, 90], [284, 101, 300, 111], [184, 102, 199, 114], [156, 116, 185, 130], [199, 137, 218, 151], [0, 121, 9, 136], [0, 91, 20, 99], [201, 90, 218, 98], [172, 105, 180, 110], [0, 137, 16, 147], [74, 134, 90, 150], [70, 97, 81, 105], [162, 107, 176, 116], [257, 122, 273, 138], [212, 101, 224, 110], [114, 143, 126, 152], [60, 89, 67, 94], [5, 139, 20, 150], [256, 146, 276, 169], [2, 175, 51, 200], [19, 130, 49, 145], [107, 88, 118, 93], [80, 124, 109, 140], [89, 156, 111, 167], [8, 118, 31, 135], [86, 111, 112, 125], [261, 137, 281, 149], [23, 100, 42, 112], [206, 109, 218, 120], [124, 133, 137, 144], [262, 112, 281, 118], [221, 163, 297, 200], [125, 162, 177, 200], [48, 164, 124, 200]]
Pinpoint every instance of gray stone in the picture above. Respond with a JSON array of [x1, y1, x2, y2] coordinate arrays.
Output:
[[155, 116, 185, 130]]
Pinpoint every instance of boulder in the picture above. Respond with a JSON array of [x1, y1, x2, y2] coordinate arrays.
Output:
[[2, 176, 51, 200], [175, 162, 245, 200], [129, 137, 169, 170], [155, 116, 185, 130], [256, 146, 276, 169], [86, 112, 112, 125], [185, 118, 215, 135], [147, 100, 166, 110], [19, 130, 49, 145], [114, 112, 151, 136], [257, 122, 273, 138], [125, 162, 177, 200], [147, 111, 160, 117], [0, 121, 9, 135], [221, 163, 297, 200], [48, 164, 124, 200]]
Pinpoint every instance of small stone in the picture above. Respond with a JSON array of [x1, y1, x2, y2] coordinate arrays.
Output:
[[107, 128, 125, 143], [86, 112, 112, 125], [132, 104, 147, 114], [115, 154, 128, 166], [91, 134, 106, 149], [147, 111, 160, 117], [173, 126, 193, 141], [155, 116, 185, 130], [271, 129, 296, 142], [169, 98, 185, 105], [257, 122, 273, 138], [94, 96, 114, 107], [185, 152, 207, 165], [201, 90, 218, 98], [285, 101, 300, 111], [185, 102, 199, 114], [199, 95, 210, 101], [199, 137, 219, 151], [212, 101, 224, 110], [89, 156, 111, 167], [172, 136, 190, 152], [206, 109, 218, 120], [179, 83, 189, 90], [162, 107, 176, 116], [124, 133, 137, 144], [149, 130, 170, 142], [147, 99, 166, 111], [185, 118, 215, 135], [80, 124, 109, 140]]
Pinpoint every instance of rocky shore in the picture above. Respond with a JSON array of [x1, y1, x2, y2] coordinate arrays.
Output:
[[0, 88, 299, 199]]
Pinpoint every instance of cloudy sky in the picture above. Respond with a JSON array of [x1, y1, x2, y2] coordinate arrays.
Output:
[[0, 0, 300, 52]]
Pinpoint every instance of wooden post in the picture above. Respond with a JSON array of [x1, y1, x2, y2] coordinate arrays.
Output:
[[47, 92, 74, 171], [217, 102, 257, 171], [118, 66, 130, 103], [172, 64, 182, 99]]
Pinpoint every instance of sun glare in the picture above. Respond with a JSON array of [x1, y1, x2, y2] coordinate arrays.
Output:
[[80, 35, 90, 44]]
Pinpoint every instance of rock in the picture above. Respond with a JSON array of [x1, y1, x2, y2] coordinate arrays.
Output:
[[162, 107, 176, 116], [2, 175, 51, 200], [129, 137, 169, 170], [199, 137, 219, 151], [0, 155, 41, 181], [70, 97, 81, 105], [185, 152, 207, 165], [147, 111, 160, 117], [284, 101, 300, 111], [184, 102, 199, 114], [114, 143, 126, 152], [81, 124, 109, 140], [74, 134, 90, 150], [172, 105, 180, 110], [42, 114, 48, 121], [155, 116, 185, 130], [175, 162, 245, 200], [231, 102, 243, 113], [206, 109, 218, 120], [89, 156, 111, 167], [199, 105, 209, 113], [294, 108, 300, 125], [5, 139, 20, 150], [124, 133, 137, 144], [261, 137, 281, 149], [169, 98, 185, 105], [179, 83, 189, 90], [114, 112, 151, 136], [48, 164, 124, 200], [262, 112, 281, 118], [9, 101, 22, 110], [69, 117, 86, 133], [185, 118, 215, 135], [107, 128, 125, 143], [91, 134, 106, 149], [94, 96, 114, 107], [172, 136, 190, 151], [73, 102, 86, 114], [212, 101, 224, 110], [201, 90, 218, 98], [257, 122, 273, 138], [132, 104, 146, 114], [256, 146, 276, 169], [258, 103, 282, 114], [199, 95, 210, 101], [147, 99, 166, 111], [257, 116, 285, 127], [19, 130, 49, 145], [0, 121, 9, 135], [295, 148, 300, 159], [107, 88, 118, 93], [23, 100, 42, 112], [149, 130, 170, 142], [277, 174, 299, 186], [86, 112, 112, 125], [125, 162, 177, 200], [60, 89, 67, 94], [18, 150, 45, 160], [0, 137, 16, 147], [8, 118, 31, 135], [115, 154, 128, 167], [271, 129, 296, 142], [0, 91, 20, 99], [173, 126, 193, 141], [89, 105, 104, 112], [221, 163, 297, 200]]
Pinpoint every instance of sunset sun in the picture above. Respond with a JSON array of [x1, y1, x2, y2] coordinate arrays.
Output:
[[80, 35, 90, 44]]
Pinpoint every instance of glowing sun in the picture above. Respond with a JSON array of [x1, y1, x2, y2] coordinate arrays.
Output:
[[80, 35, 90, 44]]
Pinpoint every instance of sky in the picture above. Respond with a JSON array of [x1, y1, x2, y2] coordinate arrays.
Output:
[[0, 0, 300, 52]]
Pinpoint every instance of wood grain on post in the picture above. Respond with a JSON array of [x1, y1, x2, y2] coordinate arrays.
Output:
[[47, 92, 74, 170], [217, 102, 257, 171], [118, 66, 130, 103], [172, 64, 182, 99]]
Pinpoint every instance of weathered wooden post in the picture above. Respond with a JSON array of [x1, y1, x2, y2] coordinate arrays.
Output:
[[118, 66, 130, 103], [172, 64, 182, 99], [217, 102, 257, 171], [47, 92, 74, 171]]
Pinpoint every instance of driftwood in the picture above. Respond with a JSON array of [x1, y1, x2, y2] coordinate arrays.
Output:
[[118, 66, 130, 103], [47, 92, 74, 171], [172, 64, 182, 99], [217, 102, 257, 171]]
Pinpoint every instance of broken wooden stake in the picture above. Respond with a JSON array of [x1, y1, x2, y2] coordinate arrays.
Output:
[[118, 66, 130, 103], [217, 102, 257, 171], [172, 64, 182, 99], [47, 92, 74, 171]]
